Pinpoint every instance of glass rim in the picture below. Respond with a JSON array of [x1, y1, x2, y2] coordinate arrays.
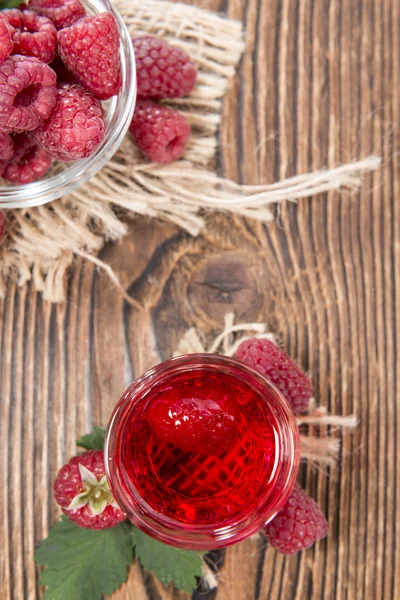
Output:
[[0, 0, 137, 208], [105, 354, 300, 550]]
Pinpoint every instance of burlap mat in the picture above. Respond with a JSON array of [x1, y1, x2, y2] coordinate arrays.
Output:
[[0, 0, 381, 302]]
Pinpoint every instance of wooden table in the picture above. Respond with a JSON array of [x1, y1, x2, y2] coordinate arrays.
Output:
[[1, 0, 399, 598]]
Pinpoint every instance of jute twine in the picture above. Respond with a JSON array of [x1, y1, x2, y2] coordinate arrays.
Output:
[[0, 0, 381, 303]]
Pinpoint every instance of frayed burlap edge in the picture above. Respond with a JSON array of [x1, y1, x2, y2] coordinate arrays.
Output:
[[0, 0, 381, 302]]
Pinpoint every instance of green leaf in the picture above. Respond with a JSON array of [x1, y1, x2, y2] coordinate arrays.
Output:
[[0, 0, 22, 8], [76, 426, 106, 451], [131, 527, 204, 593], [35, 517, 133, 600]]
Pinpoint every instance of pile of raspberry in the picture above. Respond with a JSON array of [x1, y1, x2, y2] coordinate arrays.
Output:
[[0, 0, 121, 185], [0, 2, 198, 190]]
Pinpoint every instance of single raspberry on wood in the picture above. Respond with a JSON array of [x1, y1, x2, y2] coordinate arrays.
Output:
[[0, 14, 13, 65], [54, 450, 125, 530], [57, 13, 121, 100], [133, 36, 197, 99], [235, 338, 312, 414], [0, 55, 57, 133], [0, 132, 14, 161], [29, 0, 86, 31], [146, 393, 240, 455], [129, 99, 190, 164], [2, 9, 57, 63], [34, 83, 106, 160], [264, 483, 328, 555], [1, 132, 52, 184]]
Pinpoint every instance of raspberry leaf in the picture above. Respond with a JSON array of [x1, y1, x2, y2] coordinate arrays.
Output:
[[35, 517, 133, 599], [130, 527, 204, 593], [0, 0, 21, 7], [76, 426, 106, 451]]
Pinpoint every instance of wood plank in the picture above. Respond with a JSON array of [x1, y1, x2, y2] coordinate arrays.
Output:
[[1, 1, 399, 599]]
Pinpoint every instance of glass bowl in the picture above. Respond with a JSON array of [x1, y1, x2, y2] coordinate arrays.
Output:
[[0, 0, 136, 209]]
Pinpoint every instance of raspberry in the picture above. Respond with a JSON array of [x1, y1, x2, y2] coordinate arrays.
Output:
[[264, 483, 328, 554], [0, 55, 57, 133], [2, 9, 57, 63], [129, 100, 190, 164], [54, 450, 125, 530], [29, 0, 86, 31], [1, 132, 52, 184], [235, 339, 312, 414], [57, 13, 121, 100], [133, 36, 197, 99], [34, 83, 106, 160], [146, 393, 240, 455], [0, 14, 13, 65], [0, 132, 14, 161], [0, 210, 5, 241]]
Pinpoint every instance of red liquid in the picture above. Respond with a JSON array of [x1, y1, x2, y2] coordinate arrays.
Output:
[[115, 369, 281, 527]]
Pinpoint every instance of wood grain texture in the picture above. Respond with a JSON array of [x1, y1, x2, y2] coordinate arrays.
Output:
[[1, 0, 399, 599]]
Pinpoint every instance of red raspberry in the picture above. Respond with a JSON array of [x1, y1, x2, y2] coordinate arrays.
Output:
[[0, 132, 14, 161], [264, 483, 328, 554], [57, 13, 121, 100], [235, 339, 312, 415], [29, 0, 86, 31], [146, 393, 240, 455], [0, 210, 5, 241], [2, 9, 57, 63], [34, 83, 106, 160], [0, 55, 57, 133], [129, 100, 190, 164], [1, 132, 52, 184], [133, 36, 197, 99], [54, 450, 125, 530], [0, 14, 13, 65]]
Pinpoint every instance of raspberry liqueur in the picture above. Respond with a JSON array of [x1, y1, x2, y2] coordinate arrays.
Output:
[[106, 355, 300, 550]]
